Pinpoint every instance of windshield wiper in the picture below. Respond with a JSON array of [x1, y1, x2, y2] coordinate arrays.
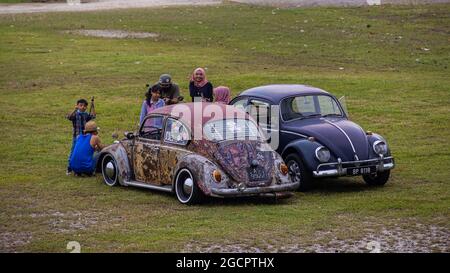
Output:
[[303, 113, 322, 118], [322, 113, 342, 118]]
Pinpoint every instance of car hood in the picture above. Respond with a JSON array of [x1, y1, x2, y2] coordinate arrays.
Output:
[[283, 118, 370, 161], [211, 140, 275, 187]]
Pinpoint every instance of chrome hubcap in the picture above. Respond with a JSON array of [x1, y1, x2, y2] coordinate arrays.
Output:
[[105, 161, 115, 180], [176, 169, 195, 203], [183, 178, 193, 196]]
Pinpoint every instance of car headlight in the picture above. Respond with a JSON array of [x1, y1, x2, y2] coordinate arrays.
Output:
[[315, 146, 330, 163], [373, 140, 388, 155]]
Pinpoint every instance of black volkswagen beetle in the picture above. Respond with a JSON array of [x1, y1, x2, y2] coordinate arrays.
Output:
[[230, 84, 395, 191]]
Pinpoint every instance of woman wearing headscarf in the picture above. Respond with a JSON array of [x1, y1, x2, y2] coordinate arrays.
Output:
[[213, 86, 231, 104], [189, 67, 213, 102]]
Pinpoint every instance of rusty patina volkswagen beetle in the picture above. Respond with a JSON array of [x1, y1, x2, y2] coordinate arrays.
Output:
[[97, 103, 298, 204]]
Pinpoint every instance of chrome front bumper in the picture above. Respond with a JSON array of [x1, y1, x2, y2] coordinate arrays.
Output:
[[210, 182, 300, 197], [312, 156, 394, 178]]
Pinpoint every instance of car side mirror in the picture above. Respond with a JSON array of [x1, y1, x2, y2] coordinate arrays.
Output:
[[124, 131, 135, 139]]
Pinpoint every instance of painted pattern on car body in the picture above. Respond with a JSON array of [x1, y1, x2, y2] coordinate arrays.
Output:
[[97, 102, 298, 202]]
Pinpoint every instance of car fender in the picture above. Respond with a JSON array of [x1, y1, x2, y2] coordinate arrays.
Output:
[[367, 133, 392, 157], [174, 154, 229, 196], [281, 139, 322, 171], [98, 143, 131, 186]]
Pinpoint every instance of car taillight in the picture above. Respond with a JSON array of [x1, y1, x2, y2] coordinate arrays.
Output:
[[213, 170, 222, 183], [280, 163, 289, 176]]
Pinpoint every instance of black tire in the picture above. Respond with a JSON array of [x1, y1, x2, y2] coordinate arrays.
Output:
[[363, 170, 390, 186], [285, 153, 313, 191], [101, 154, 119, 187], [175, 168, 204, 205]]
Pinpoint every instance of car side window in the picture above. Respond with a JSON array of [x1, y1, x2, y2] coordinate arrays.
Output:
[[231, 98, 248, 112], [140, 115, 164, 140], [318, 96, 341, 116], [291, 96, 316, 115], [164, 118, 190, 145]]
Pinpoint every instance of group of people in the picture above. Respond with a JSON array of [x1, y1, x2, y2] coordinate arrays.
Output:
[[67, 67, 232, 176], [66, 98, 104, 176], [139, 68, 231, 124]]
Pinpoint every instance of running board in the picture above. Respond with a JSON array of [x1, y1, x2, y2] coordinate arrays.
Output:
[[124, 180, 173, 193]]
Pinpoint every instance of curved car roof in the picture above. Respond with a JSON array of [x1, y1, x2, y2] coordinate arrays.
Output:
[[239, 84, 331, 104], [149, 102, 253, 128]]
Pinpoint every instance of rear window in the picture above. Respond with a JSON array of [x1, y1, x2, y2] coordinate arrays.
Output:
[[203, 119, 261, 141]]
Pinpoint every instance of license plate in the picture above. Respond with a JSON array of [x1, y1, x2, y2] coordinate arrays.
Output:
[[347, 166, 376, 176], [247, 166, 268, 181]]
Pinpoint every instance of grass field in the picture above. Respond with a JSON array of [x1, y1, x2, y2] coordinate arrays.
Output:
[[0, 2, 449, 252]]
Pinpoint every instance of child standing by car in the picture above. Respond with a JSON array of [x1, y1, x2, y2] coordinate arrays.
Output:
[[66, 98, 96, 175], [140, 85, 165, 126]]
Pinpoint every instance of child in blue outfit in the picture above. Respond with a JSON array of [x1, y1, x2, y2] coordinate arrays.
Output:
[[66, 98, 96, 174]]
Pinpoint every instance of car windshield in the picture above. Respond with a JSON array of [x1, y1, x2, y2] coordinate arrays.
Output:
[[281, 95, 343, 121], [203, 119, 261, 142]]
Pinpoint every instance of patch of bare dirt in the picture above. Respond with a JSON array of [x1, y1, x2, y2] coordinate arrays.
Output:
[[231, 0, 450, 8], [0, 232, 33, 253], [65, 29, 159, 39], [28, 209, 118, 233], [0, 0, 222, 15], [183, 222, 450, 253], [0, 209, 124, 252], [308, 224, 449, 252], [184, 242, 265, 253]]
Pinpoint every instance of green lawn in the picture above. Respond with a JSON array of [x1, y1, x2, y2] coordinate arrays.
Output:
[[0, 3, 449, 252]]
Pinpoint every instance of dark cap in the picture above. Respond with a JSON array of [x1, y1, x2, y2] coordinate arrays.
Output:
[[159, 74, 172, 86]]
